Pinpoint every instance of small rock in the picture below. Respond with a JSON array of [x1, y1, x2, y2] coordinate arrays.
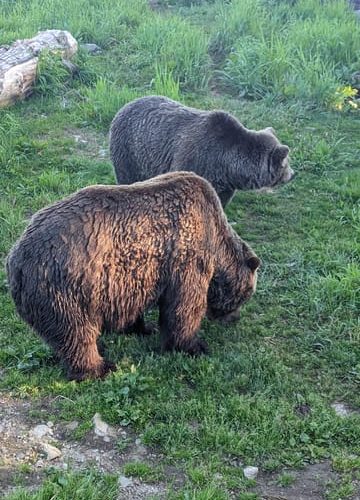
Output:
[[331, 402, 350, 418], [81, 43, 102, 54], [46, 421, 54, 428], [62, 59, 78, 74], [118, 475, 133, 488], [42, 443, 62, 461], [65, 421, 79, 431], [68, 450, 85, 463], [93, 413, 116, 438], [31, 424, 53, 439], [243, 466, 259, 479], [35, 459, 45, 468], [136, 445, 147, 455], [98, 148, 107, 158]]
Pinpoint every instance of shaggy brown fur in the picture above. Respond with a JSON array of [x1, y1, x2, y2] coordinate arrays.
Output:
[[110, 95, 295, 206], [6, 172, 260, 381]]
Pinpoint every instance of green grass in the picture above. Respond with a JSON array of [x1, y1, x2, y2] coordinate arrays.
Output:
[[276, 472, 296, 487], [1, 0, 360, 498], [5, 470, 118, 500], [123, 461, 164, 482], [215, 0, 360, 106]]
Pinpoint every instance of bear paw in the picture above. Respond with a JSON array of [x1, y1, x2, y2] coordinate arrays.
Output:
[[186, 338, 209, 356], [124, 320, 157, 336], [137, 321, 157, 336], [68, 360, 117, 382]]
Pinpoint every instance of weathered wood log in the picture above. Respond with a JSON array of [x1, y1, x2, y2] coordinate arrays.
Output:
[[0, 30, 78, 108]]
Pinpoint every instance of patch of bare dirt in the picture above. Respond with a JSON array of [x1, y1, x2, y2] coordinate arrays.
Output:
[[64, 127, 109, 160], [0, 394, 182, 498], [254, 462, 341, 500]]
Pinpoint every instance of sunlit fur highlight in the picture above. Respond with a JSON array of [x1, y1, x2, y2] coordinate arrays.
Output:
[[7, 172, 259, 381]]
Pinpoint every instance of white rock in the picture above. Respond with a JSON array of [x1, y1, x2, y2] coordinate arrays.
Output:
[[31, 424, 52, 439], [65, 421, 79, 431], [46, 421, 54, 428], [331, 402, 349, 418], [42, 443, 62, 460], [118, 475, 133, 488], [81, 43, 102, 54], [93, 413, 116, 438], [68, 450, 85, 463], [243, 466, 259, 479]]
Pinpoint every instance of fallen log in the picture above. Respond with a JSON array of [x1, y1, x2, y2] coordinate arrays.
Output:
[[0, 30, 77, 108]]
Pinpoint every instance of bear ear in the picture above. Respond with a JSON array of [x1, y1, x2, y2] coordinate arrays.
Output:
[[265, 126, 276, 135], [246, 256, 261, 271], [207, 111, 244, 146], [274, 145, 290, 162]]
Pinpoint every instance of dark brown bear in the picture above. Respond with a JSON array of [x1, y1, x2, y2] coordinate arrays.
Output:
[[6, 172, 260, 381], [110, 95, 294, 206]]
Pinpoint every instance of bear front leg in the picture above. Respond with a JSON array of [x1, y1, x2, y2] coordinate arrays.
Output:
[[159, 280, 209, 356], [124, 314, 157, 336]]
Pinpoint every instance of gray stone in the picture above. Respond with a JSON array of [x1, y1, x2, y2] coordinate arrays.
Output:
[[93, 413, 116, 439], [30, 424, 52, 439], [243, 466, 259, 479], [331, 402, 350, 417], [65, 421, 79, 431], [118, 475, 133, 488], [42, 442, 62, 460], [81, 43, 102, 54]]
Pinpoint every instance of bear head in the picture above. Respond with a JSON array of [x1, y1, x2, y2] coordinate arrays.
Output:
[[206, 241, 260, 324], [207, 112, 295, 190]]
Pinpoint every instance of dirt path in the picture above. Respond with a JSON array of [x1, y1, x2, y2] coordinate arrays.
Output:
[[2, 394, 359, 499], [0, 394, 175, 498]]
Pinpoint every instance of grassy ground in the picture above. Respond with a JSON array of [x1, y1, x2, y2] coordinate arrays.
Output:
[[1, 0, 360, 498]]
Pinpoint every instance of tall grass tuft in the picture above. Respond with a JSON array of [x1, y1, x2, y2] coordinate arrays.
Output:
[[0, 0, 149, 47], [210, 0, 267, 59], [34, 50, 71, 96], [135, 15, 211, 91], [217, 0, 360, 107], [77, 78, 139, 127], [152, 65, 181, 101]]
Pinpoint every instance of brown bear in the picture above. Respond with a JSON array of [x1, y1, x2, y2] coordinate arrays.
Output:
[[6, 172, 260, 381], [110, 95, 294, 206]]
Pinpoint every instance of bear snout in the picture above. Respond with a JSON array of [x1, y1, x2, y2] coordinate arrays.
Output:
[[206, 306, 241, 324], [284, 166, 295, 183]]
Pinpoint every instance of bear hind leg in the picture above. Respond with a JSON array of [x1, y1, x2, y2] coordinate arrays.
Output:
[[54, 324, 116, 381]]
